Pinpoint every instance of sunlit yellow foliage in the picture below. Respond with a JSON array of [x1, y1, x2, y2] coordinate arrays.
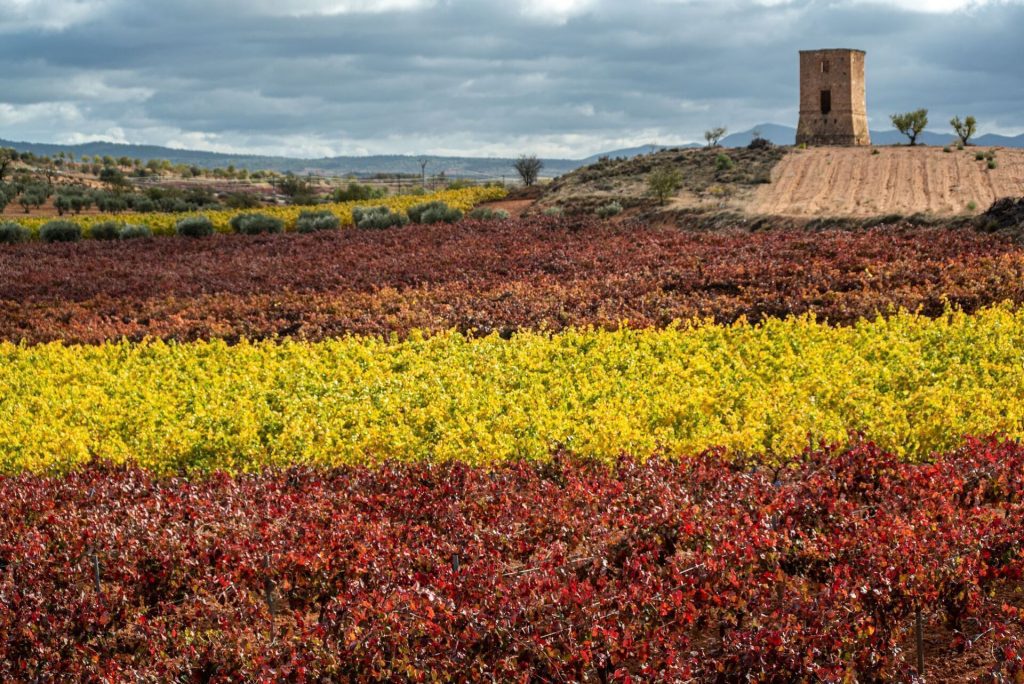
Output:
[[13, 186, 507, 236], [2, 306, 1023, 474]]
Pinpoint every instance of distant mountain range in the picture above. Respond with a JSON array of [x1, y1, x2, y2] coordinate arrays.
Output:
[[3, 124, 1022, 178]]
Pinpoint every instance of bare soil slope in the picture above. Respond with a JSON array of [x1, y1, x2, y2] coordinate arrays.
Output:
[[750, 145, 1024, 218]]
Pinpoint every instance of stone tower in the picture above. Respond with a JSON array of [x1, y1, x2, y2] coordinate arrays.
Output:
[[796, 49, 870, 146]]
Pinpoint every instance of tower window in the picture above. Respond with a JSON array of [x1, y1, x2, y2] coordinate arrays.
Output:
[[822, 60, 830, 73], [820, 90, 832, 115]]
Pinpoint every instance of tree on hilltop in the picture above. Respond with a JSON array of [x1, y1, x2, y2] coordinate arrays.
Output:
[[704, 127, 727, 148], [891, 109, 929, 146], [951, 115, 977, 146]]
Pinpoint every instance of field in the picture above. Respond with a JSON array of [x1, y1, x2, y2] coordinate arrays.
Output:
[[3, 170, 1024, 680], [749, 146, 1024, 218]]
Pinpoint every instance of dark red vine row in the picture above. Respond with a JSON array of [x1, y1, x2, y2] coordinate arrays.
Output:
[[2, 438, 1022, 681]]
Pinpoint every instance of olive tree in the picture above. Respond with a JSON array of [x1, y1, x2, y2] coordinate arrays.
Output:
[[890, 109, 929, 146], [647, 166, 683, 206], [950, 115, 977, 146], [704, 127, 728, 148]]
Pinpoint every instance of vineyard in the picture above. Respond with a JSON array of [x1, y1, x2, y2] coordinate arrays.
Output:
[[5, 186, 505, 237], [2, 218, 1023, 344], [2, 210, 1024, 679]]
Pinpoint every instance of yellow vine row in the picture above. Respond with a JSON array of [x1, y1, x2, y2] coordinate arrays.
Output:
[[11, 186, 508, 236], [2, 306, 1023, 474]]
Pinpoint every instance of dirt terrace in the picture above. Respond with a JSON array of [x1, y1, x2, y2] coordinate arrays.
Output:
[[749, 145, 1024, 218]]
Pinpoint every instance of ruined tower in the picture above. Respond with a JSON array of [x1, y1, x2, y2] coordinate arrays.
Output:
[[796, 49, 870, 147]]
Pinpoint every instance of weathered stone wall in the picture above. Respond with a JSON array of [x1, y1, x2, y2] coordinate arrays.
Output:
[[796, 49, 870, 147]]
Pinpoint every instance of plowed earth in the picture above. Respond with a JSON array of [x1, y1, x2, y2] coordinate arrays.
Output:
[[749, 146, 1024, 218]]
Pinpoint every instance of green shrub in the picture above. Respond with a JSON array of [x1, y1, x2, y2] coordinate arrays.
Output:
[[295, 210, 340, 233], [353, 205, 409, 230], [543, 206, 564, 217], [224, 192, 262, 209], [967, 201, 978, 212], [407, 200, 462, 224], [229, 213, 285, 235], [333, 182, 386, 203], [175, 216, 214, 238], [942, 146, 952, 153], [445, 179, 476, 190], [421, 204, 463, 225], [407, 200, 447, 224], [0, 221, 30, 244], [90, 220, 122, 240], [988, 159, 998, 170], [467, 207, 510, 221], [647, 166, 683, 206], [595, 201, 624, 219], [715, 153, 734, 171], [119, 223, 152, 240], [129, 196, 156, 212], [40, 220, 82, 243], [871, 148, 880, 155], [957, 142, 965, 151]]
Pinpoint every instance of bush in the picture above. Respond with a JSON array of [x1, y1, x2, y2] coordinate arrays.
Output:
[[408, 200, 462, 225], [89, 220, 122, 240], [129, 196, 156, 213], [715, 153, 734, 171], [333, 183, 386, 203], [40, 220, 82, 243], [595, 201, 623, 219], [967, 201, 978, 212], [407, 200, 446, 224], [229, 213, 285, 235], [421, 204, 463, 225], [988, 159, 998, 170], [943, 146, 952, 153], [353, 205, 408, 230], [119, 223, 152, 240], [647, 166, 683, 205], [175, 216, 215, 238], [295, 210, 340, 233], [543, 206, 564, 217], [0, 221, 29, 244], [976, 151, 987, 161], [467, 207, 510, 221], [224, 192, 262, 210], [871, 148, 880, 155]]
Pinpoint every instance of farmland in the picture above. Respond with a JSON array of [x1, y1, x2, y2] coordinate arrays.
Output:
[[3, 172, 1024, 679], [2, 219, 1024, 344]]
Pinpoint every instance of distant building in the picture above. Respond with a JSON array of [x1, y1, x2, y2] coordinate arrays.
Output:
[[796, 49, 870, 146]]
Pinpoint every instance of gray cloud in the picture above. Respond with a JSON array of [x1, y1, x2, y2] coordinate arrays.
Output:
[[0, 0, 1021, 157]]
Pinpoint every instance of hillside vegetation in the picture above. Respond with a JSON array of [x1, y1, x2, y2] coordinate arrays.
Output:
[[539, 145, 786, 214]]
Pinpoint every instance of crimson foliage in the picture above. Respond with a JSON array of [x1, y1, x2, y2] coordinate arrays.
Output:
[[1, 438, 1022, 681], [1, 219, 1023, 343]]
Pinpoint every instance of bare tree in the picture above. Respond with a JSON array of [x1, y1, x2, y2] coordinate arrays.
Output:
[[704, 127, 728, 148], [513, 155, 544, 187]]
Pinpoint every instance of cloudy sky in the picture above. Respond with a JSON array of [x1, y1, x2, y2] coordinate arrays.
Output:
[[1, 0, 1021, 158]]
